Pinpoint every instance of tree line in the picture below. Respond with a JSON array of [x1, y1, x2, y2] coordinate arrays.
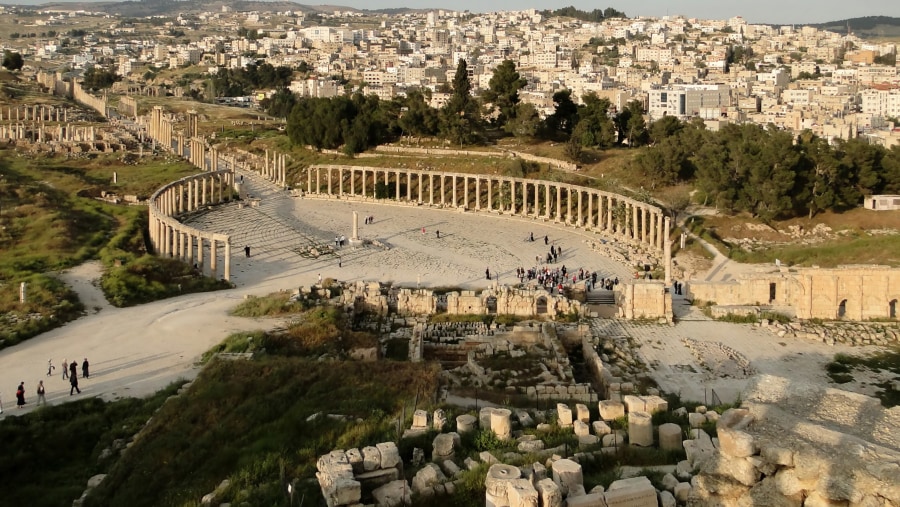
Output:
[[632, 118, 900, 219], [282, 58, 898, 219]]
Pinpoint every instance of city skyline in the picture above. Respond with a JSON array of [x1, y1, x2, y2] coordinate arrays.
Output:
[[2, 0, 900, 25], [6, 0, 899, 26]]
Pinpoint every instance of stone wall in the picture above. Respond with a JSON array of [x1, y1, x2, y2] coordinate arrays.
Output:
[[687, 265, 900, 321], [616, 280, 673, 322]]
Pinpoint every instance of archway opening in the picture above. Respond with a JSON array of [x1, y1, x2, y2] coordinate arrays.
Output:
[[838, 299, 847, 319], [486, 296, 498, 315], [536, 297, 548, 315], [890, 299, 897, 319]]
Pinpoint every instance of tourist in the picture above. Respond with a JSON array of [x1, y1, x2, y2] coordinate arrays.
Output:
[[421, 227, 426, 234], [82, 358, 90, 379], [340, 235, 346, 247], [544, 235, 549, 245], [69, 360, 77, 380], [36, 380, 46, 406], [47, 359, 55, 376], [485, 268, 491, 280], [318, 273, 322, 285], [244, 245, 251, 258], [435, 230, 440, 239], [70, 372, 80, 396], [16, 382, 25, 408], [62, 359, 68, 380], [530, 232, 534, 242]]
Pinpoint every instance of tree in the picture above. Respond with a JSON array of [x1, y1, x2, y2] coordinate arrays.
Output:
[[544, 89, 579, 137], [482, 60, 526, 129], [439, 59, 481, 146], [616, 100, 648, 147], [81, 67, 120, 90], [571, 92, 615, 148], [505, 103, 542, 138], [2, 51, 23, 71], [648, 116, 683, 144], [398, 88, 439, 139], [261, 88, 297, 119]]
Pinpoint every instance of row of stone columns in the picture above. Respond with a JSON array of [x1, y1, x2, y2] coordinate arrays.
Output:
[[148, 106, 174, 151], [148, 170, 235, 280], [0, 123, 99, 143], [306, 165, 669, 253], [0, 106, 69, 122], [149, 214, 231, 281], [263, 149, 287, 186]]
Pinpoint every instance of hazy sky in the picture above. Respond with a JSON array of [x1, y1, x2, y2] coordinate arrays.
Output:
[[5, 0, 899, 24]]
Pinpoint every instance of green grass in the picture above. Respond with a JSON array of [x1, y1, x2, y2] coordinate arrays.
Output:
[[229, 292, 310, 317], [0, 381, 184, 507], [728, 234, 900, 267], [0, 151, 216, 339], [82, 358, 441, 507]]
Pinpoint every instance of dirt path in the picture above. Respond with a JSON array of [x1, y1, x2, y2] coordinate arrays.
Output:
[[57, 261, 113, 315]]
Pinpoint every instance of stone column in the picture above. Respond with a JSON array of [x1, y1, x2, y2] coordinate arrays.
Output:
[[224, 240, 231, 281], [429, 174, 434, 205], [643, 207, 650, 245], [475, 177, 481, 210], [556, 185, 562, 221], [487, 178, 493, 210], [407, 172, 412, 201], [352, 211, 359, 241], [197, 237, 204, 274], [577, 190, 583, 226], [210, 238, 218, 278], [607, 196, 615, 232], [520, 180, 526, 216], [327, 167, 332, 195], [307, 167, 312, 194], [463, 176, 469, 209], [417, 172, 423, 202], [186, 234, 194, 265], [450, 175, 457, 207], [664, 216, 672, 284]]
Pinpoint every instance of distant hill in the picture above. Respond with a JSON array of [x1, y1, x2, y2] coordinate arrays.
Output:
[[802, 16, 900, 39]]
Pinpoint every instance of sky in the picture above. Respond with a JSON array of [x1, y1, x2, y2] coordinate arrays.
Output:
[[3, 0, 898, 24]]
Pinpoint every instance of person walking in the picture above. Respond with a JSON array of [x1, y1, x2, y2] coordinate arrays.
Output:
[[544, 235, 549, 245], [69, 360, 77, 380], [16, 382, 26, 408], [244, 245, 251, 258], [47, 359, 55, 376], [82, 358, 90, 379], [317, 273, 322, 285], [62, 359, 68, 380], [485, 268, 491, 280], [70, 372, 81, 395], [37, 380, 46, 406]]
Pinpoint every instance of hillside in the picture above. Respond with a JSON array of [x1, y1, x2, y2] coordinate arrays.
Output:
[[804, 16, 900, 39]]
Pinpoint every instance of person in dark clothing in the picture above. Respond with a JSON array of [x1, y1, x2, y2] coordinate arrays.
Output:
[[62, 359, 68, 380], [544, 235, 549, 245], [69, 361, 77, 379], [82, 358, 90, 379], [485, 268, 491, 280], [16, 382, 25, 408], [244, 245, 251, 258], [70, 372, 81, 395]]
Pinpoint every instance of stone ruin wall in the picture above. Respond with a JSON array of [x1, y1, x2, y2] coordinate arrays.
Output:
[[687, 265, 900, 321], [616, 280, 673, 322], [339, 281, 583, 319]]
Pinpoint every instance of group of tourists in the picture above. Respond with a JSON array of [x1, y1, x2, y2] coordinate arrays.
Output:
[[10, 357, 90, 410]]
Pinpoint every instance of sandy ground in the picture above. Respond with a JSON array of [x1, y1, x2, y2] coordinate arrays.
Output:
[[0, 169, 882, 416]]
